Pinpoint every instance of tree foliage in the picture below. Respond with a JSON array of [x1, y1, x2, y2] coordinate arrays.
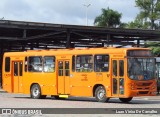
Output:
[[135, 0, 160, 29], [133, 0, 160, 56], [125, 0, 160, 56], [127, 14, 150, 29], [94, 8, 122, 28], [145, 42, 160, 56]]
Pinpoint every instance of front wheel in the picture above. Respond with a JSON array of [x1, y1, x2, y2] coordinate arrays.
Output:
[[30, 84, 46, 99], [95, 86, 109, 102], [119, 97, 133, 103]]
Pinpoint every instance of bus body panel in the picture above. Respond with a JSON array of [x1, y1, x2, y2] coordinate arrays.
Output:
[[2, 47, 157, 99]]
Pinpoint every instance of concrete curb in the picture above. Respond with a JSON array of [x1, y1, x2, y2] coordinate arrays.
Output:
[[0, 88, 7, 93]]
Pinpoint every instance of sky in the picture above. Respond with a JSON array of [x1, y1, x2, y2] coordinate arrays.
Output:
[[0, 0, 140, 26]]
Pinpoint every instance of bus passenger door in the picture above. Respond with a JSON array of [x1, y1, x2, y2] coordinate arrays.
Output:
[[58, 60, 70, 94], [12, 61, 23, 93], [111, 59, 124, 96]]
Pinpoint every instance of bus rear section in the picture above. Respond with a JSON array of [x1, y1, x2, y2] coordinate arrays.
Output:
[[2, 56, 24, 93]]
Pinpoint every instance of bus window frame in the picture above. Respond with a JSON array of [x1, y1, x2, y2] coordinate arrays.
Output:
[[5, 57, 11, 72], [28, 56, 43, 72], [43, 56, 56, 73], [76, 54, 93, 73], [72, 55, 75, 72], [94, 54, 109, 72]]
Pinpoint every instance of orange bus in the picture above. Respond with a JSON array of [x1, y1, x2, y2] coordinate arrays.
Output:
[[2, 47, 157, 103]]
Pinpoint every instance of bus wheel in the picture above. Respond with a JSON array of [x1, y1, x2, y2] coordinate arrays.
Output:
[[30, 84, 42, 99], [95, 86, 109, 102], [119, 97, 133, 103]]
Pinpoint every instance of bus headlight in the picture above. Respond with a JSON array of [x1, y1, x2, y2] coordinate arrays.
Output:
[[151, 92, 157, 94], [152, 85, 156, 89]]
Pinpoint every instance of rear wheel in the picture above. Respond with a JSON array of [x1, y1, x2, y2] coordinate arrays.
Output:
[[95, 86, 109, 102], [119, 97, 133, 103], [30, 84, 46, 99]]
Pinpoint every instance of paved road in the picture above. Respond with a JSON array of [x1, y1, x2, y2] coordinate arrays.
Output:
[[0, 92, 160, 117]]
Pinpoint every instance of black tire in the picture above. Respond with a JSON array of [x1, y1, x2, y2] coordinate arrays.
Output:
[[119, 97, 133, 103], [95, 86, 109, 102], [30, 84, 43, 99]]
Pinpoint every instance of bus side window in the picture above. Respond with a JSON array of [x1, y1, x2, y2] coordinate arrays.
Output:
[[14, 62, 18, 76], [72, 55, 75, 72], [58, 61, 63, 76], [76, 55, 93, 72], [44, 56, 55, 72], [28, 56, 43, 72], [113, 60, 117, 76], [5, 57, 10, 72], [65, 61, 70, 76], [119, 60, 124, 76], [19, 62, 23, 76], [94, 55, 109, 72]]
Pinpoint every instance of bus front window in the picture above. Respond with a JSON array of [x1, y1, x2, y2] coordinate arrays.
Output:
[[128, 58, 155, 80]]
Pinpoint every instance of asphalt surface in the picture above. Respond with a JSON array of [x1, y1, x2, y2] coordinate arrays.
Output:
[[0, 89, 160, 117]]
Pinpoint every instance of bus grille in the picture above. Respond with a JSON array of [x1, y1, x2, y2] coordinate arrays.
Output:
[[138, 91, 149, 94], [137, 87, 149, 90], [136, 82, 152, 86]]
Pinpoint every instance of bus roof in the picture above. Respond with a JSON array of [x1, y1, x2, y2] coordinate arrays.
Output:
[[3, 47, 150, 57]]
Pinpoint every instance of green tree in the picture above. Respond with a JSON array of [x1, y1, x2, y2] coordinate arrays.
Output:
[[127, 14, 150, 29], [135, 0, 160, 29], [144, 42, 160, 56], [125, 1, 160, 56], [133, 0, 160, 56], [94, 8, 122, 28]]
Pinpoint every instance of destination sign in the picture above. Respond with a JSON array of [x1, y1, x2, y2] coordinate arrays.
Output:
[[127, 50, 152, 57]]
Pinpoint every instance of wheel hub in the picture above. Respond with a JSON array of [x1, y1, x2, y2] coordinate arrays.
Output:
[[98, 89, 105, 99], [33, 87, 39, 96]]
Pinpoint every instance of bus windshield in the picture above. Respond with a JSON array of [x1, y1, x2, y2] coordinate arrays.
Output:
[[128, 58, 156, 80]]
